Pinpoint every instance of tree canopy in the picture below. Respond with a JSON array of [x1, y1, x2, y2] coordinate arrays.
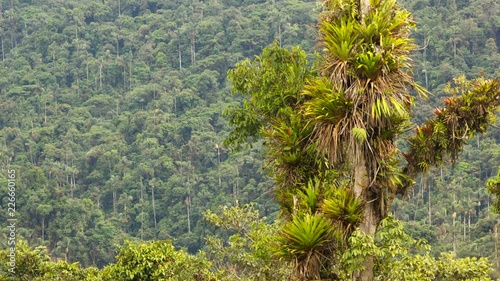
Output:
[[0, 0, 498, 280]]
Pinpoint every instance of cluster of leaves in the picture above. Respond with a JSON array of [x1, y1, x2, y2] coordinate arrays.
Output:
[[404, 76, 500, 178], [203, 204, 291, 281], [0, 0, 498, 277], [304, 0, 428, 197], [100, 240, 218, 281], [375, 217, 491, 281], [0, 238, 220, 281], [1, 204, 494, 281], [0, 240, 99, 281], [226, 43, 324, 209], [275, 181, 364, 280]]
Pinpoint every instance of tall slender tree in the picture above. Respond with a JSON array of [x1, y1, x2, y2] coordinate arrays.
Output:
[[226, 1, 500, 280]]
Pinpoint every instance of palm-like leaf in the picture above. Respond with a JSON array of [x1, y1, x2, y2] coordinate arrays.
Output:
[[296, 179, 322, 213], [355, 51, 383, 78], [306, 0, 428, 198], [279, 214, 331, 254], [276, 213, 332, 279], [321, 188, 364, 238], [322, 19, 360, 61]]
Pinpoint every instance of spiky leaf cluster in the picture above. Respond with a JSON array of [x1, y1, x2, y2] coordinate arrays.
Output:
[[276, 213, 333, 280], [403, 76, 500, 179], [275, 179, 364, 280], [322, 188, 364, 238], [304, 0, 425, 193]]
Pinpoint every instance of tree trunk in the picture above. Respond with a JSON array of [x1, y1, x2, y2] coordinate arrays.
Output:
[[353, 155, 381, 281], [177, 28, 182, 71], [151, 184, 157, 229], [140, 176, 144, 240], [1, 36, 4, 62], [42, 216, 45, 241], [495, 223, 499, 269], [463, 214, 466, 241], [86, 54, 89, 82], [113, 189, 117, 213], [217, 144, 221, 189], [353, 3, 380, 280], [10, 0, 15, 48], [186, 175, 191, 233], [359, 0, 371, 20], [129, 50, 133, 90], [190, 29, 196, 65], [70, 173, 74, 198], [452, 212, 457, 254], [99, 61, 103, 89], [428, 176, 431, 225]]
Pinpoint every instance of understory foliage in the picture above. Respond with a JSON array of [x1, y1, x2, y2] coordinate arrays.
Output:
[[203, 204, 291, 280], [100, 240, 218, 281], [0, 240, 99, 281], [1, 205, 492, 281], [0, 0, 318, 268]]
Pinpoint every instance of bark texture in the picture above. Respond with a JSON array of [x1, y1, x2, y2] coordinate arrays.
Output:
[[359, 0, 371, 20], [352, 1, 378, 280], [352, 155, 382, 281]]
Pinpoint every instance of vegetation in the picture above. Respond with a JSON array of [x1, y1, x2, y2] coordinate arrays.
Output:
[[225, 0, 498, 280], [0, 206, 493, 280], [0, 0, 498, 280]]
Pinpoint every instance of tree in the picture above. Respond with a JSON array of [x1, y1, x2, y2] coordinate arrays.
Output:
[[36, 204, 52, 241], [225, 1, 500, 280]]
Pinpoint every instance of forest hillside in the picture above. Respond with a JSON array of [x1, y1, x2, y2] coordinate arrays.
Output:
[[0, 0, 498, 279]]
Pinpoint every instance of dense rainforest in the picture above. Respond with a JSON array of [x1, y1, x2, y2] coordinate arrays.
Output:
[[0, 0, 498, 280]]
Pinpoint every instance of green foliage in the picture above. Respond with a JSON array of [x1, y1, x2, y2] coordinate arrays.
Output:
[[278, 213, 332, 257], [277, 213, 333, 279], [404, 76, 500, 178], [0, 0, 498, 279], [303, 0, 427, 214], [322, 188, 364, 237], [204, 204, 290, 281], [297, 180, 322, 213], [225, 42, 323, 207], [100, 240, 217, 281], [338, 216, 493, 281], [339, 229, 380, 279], [434, 253, 492, 281], [380, 252, 492, 281], [225, 42, 314, 149], [0, 0, 321, 266], [486, 167, 500, 213], [0, 239, 98, 281]]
